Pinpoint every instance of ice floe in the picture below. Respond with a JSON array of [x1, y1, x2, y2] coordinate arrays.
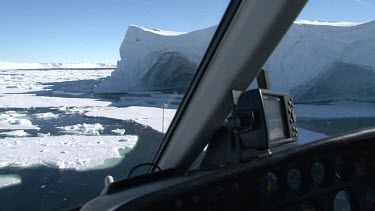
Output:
[[0, 174, 21, 189], [85, 106, 177, 133], [57, 123, 105, 136], [111, 128, 126, 135], [0, 111, 40, 130], [33, 112, 59, 119]]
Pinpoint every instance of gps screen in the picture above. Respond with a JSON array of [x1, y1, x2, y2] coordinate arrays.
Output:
[[263, 95, 287, 141]]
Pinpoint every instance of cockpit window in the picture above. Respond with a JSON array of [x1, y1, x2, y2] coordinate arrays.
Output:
[[262, 0, 375, 144], [0, 1, 230, 210]]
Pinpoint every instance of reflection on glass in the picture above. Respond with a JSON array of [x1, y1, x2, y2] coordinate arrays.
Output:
[[262, 1, 375, 144]]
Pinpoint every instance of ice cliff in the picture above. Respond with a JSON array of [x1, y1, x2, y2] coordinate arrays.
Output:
[[96, 21, 375, 102]]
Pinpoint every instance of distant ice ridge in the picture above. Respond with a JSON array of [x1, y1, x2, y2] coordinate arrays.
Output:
[[0, 62, 116, 70], [96, 21, 375, 102]]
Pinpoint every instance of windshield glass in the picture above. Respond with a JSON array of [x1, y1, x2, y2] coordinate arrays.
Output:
[[262, 0, 375, 144], [0, 1, 229, 210]]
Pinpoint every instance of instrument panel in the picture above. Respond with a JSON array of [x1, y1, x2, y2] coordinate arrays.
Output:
[[148, 147, 375, 210], [81, 129, 375, 211], [247, 152, 372, 210]]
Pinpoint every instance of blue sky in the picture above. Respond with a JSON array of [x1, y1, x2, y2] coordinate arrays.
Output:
[[0, 0, 374, 63]]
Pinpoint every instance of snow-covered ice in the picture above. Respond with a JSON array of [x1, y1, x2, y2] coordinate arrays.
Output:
[[0, 135, 138, 170], [85, 106, 177, 133], [0, 174, 21, 189], [57, 123, 105, 136]]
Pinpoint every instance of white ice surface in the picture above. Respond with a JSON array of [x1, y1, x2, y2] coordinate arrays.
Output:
[[295, 102, 375, 118], [58, 123, 105, 136], [0, 135, 138, 170], [0, 175, 21, 189], [85, 106, 177, 133]]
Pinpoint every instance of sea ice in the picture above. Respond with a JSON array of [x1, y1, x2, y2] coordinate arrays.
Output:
[[0, 135, 138, 170]]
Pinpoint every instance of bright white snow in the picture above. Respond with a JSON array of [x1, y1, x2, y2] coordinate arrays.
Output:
[[0, 135, 138, 170], [85, 106, 177, 133], [0, 175, 21, 189]]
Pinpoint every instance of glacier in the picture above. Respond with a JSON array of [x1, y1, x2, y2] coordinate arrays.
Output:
[[95, 21, 375, 102]]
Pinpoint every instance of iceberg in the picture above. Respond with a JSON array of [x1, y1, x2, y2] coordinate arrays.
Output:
[[96, 21, 375, 102], [95, 25, 217, 93]]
